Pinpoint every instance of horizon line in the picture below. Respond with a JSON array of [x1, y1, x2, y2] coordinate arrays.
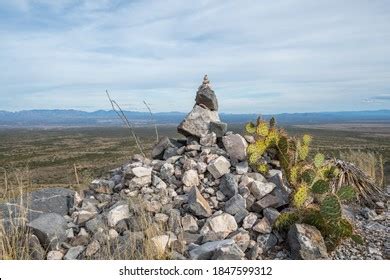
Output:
[[1, 108, 389, 115]]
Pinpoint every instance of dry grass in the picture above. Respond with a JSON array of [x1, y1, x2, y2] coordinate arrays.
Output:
[[1, 170, 171, 260], [95, 197, 172, 260], [0, 170, 32, 260], [339, 150, 385, 187]]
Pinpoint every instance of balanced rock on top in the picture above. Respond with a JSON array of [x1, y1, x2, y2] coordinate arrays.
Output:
[[177, 75, 227, 138]]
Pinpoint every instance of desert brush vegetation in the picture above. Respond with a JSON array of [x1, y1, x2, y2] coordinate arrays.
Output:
[[0, 77, 388, 260]]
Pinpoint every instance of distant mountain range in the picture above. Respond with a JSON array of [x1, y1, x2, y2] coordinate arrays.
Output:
[[0, 109, 389, 127]]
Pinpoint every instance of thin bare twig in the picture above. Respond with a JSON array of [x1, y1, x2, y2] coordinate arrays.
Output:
[[143, 100, 159, 142], [106, 90, 145, 156], [73, 163, 80, 188]]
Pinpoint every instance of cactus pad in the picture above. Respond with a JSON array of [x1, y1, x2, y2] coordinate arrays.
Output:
[[312, 179, 330, 194], [320, 194, 341, 220], [245, 122, 257, 134], [293, 185, 308, 208], [336, 185, 356, 202], [314, 153, 325, 168]]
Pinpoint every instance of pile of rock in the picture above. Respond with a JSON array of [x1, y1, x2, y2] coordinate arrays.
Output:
[[1, 76, 388, 260]]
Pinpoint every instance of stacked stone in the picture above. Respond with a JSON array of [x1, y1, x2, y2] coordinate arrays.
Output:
[[1, 76, 388, 260]]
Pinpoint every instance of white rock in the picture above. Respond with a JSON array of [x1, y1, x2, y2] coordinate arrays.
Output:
[[160, 163, 175, 180], [253, 217, 272, 234], [182, 169, 200, 187], [242, 212, 258, 229], [182, 214, 198, 232], [132, 166, 152, 178], [235, 161, 249, 175], [47, 250, 64, 260], [151, 235, 170, 254], [201, 213, 238, 239], [249, 181, 276, 199], [109, 229, 119, 240], [207, 156, 231, 179], [107, 204, 130, 227]]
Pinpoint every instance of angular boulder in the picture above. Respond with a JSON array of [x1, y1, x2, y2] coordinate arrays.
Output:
[[201, 213, 238, 239], [0, 188, 74, 222], [107, 203, 130, 227], [182, 169, 200, 187], [177, 105, 220, 138], [189, 239, 235, 260], [288, 223, 329, 260], [222, 134, 248, 161], [195, 77, 218, 111], [224, 194, 246, 215], [211, 243, 245, 260], [219, 173, 238, 198], [27, 213, 67, 250], [207, 156, 231, 179], [210, 121, 227, 138], [188, 187, 212, 218], [152, 136, 173, 159]]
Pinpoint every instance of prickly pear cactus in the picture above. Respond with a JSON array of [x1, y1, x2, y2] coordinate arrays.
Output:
[[320, 194, 341, 220]]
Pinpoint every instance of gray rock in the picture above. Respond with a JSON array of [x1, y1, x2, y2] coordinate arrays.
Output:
[[263, 208, 280, 225], [154, 213, 169, 224], [228, 229, 251, 252], [211, 243, 245, 260], [234, 208, 249, 224], [253, 217, 272, 234], [28, 213, 67, 250], [222, 134, 248, 161], [76, 210, 97, 225], [182, 214, 198, 233], [242, 212, 258, 229], [64, 246, 85, 260], [160, 163, 175, 180], [200, 132, 217, 146], [252, 194, 284, 211], [235, 161, 249, 175], [168, 209, 183, 235], [195, 83, 218, 111], [163, 147, 178, 160], [207, 156, 231, 179], [188, 187, 212, 218], [152, 136, 173, 159], [0, 188, 74, 222], [257, 233, 278, 252], [361, 207, 377, 220], [189, 239, 235, 260], [210, 121, 227, 138], [224, 194, 246, 215], [249, 181, 276, 200], [219, 173, 238, 198], [178, 105, 220, 138], [288, 223, 328, 260], [85, 216, 107, 233]]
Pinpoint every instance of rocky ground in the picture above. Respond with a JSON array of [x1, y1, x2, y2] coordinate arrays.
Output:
[[1, 76, 388, 260]]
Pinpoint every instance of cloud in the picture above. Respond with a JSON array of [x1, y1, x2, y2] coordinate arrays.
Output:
[[0, 0, 390, 113], [372, 95, 390, 100]]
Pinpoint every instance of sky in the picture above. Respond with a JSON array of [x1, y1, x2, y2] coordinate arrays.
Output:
[[0, 0, 389, 114]]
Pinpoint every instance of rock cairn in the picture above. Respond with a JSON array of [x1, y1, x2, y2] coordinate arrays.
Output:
[[1, 76, 388, 260]]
